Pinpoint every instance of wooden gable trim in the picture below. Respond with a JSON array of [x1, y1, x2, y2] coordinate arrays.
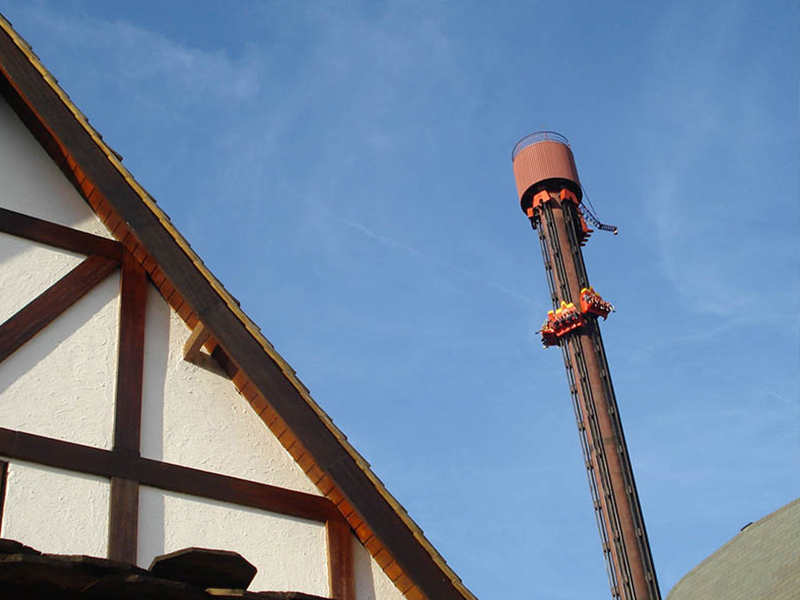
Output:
[[225, 365, 429, 600], [183, 322, 211, 363], [0, 68, 208, 348], [183, 322, 221, 373], [0, 20, 473, 600]]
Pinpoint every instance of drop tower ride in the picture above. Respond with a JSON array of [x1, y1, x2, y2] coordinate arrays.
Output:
[[511, 132, 660, 600]]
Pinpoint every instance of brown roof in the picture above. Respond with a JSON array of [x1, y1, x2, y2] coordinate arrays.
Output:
[[0, 13, 477, 600], [0, 538, 327, 599]]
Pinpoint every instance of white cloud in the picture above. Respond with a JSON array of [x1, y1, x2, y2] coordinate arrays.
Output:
[[11, 2, 264, 105], [318, 207, 537, 306]]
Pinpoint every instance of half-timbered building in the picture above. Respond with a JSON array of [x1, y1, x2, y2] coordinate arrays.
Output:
[[0, 14, 476, 600]]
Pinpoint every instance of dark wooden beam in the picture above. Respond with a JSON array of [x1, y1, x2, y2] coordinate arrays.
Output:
[[0, 426, 354, 594], [0, 461, 7, 530], [210, 344, 238, 378], [113, 253, 146, 455], [0, 255, 118, 364], [0, 427, 340, 524], [108, 253, 146, 564], [183, 322, 222, 373], [202, 307, 467, 599], [183, 322, 210, 363], [0, 39, 224, 318], [108, 477, 139, 563], [0, 26, 466, 600], [0, 207, 122, 260], [327, 518, 356, 600]]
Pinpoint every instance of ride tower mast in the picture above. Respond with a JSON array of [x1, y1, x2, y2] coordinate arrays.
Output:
[[511, 132, 660, 600]]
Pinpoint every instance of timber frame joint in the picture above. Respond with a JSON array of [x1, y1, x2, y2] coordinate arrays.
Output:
[[183, 322, 212, 363], [183, 321, 232, 378]]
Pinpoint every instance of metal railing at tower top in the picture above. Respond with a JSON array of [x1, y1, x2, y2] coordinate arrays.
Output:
[[512, 131, 571, 161]]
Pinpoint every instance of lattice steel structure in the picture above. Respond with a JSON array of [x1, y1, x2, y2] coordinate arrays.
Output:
[[512, 132, 661, 600]]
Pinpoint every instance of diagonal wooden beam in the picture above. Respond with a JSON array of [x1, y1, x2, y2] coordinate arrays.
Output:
[[184, 323, 231, 376], [183, 321, 211, 364], [0, 25, 467, 600], [0, 254, 118, 364], [0, 206, 122, 260]]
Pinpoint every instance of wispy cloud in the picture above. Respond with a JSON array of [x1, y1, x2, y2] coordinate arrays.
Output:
[[14, 3, 264, 106], [751, 387, 800, 410], [316, 206, 537, 306]]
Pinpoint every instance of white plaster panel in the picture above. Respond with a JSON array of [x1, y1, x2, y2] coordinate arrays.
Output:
[[353, 536, 408, 600], [140, 285, 320, 495], [0, 232, 84, 324], [0, 460, 109, 557], [1, 78, 427, 600], [138, 487, 328, 595], [0, 95, 111, 237], [0, 273, 119, 448]]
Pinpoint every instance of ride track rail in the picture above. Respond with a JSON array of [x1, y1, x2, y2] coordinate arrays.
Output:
[[532, 200, 661, 600]]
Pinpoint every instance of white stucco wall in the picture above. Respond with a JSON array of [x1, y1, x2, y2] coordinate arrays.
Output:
[[0, 95, 111, 237], [138, 487, 328, 595], [137, 286, 411, 599], [353, 536, 408, 600], [140, 285, 320, 495], [0, 91, 419, 600], [0, 91, 118, 444], [0, 460, 109, 557], [0, 272, 118, 448], [0, 233, 85, 324]]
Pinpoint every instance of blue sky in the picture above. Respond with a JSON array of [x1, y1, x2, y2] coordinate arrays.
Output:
[[2, 1, 798, 598]]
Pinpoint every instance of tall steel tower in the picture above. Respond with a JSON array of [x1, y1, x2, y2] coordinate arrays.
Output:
[[512, 132, 660, 600]]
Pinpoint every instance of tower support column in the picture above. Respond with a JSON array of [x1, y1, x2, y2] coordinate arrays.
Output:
[[511, 131, 661, 600]]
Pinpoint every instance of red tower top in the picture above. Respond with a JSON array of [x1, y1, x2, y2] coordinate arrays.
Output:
[[512, 131, 582, 214]]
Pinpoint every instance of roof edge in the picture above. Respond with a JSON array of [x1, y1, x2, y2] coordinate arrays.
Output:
[[0, 13, 477, 600], [667, 498, 800, 599]]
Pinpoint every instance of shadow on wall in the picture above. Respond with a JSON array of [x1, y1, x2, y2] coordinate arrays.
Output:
[[0, 94, 111, 238], [137, 285, 170, 565], [353, 538, 377, 600]]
